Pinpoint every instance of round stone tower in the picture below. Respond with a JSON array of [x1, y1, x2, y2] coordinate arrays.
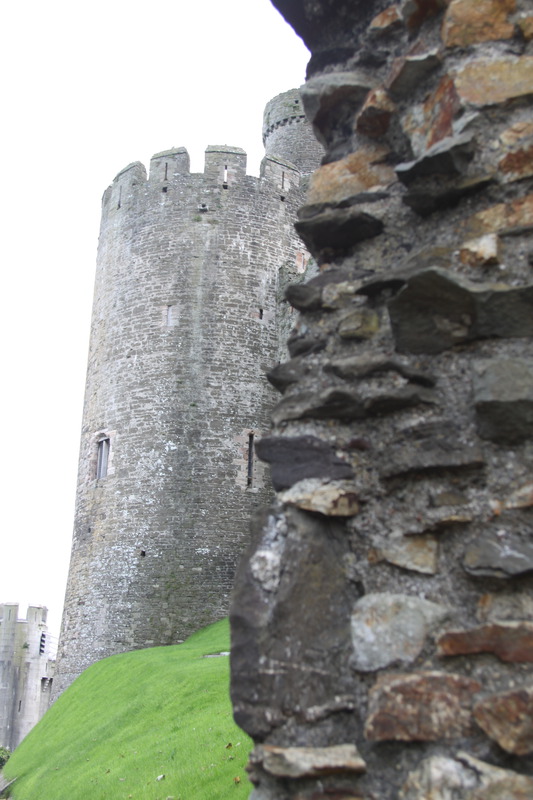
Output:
[[53, 92, 322, 697], [263, 88, 324, 174]]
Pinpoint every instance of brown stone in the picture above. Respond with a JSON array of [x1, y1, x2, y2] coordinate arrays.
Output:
[[463, 193, 533, 237], [458, 234, 500, 267], [279, 479, 360, 517], [402, 75, 462, 155], [306, 146, 396, 206], [442, 0, 516, 48], [369, 5, 404, 33], [454, 56, 533, 107], [365, 671, 481, 741], [498, 140, 533, 183], [355, 88, 397, 138], [369, 534, 439, 575], [437, 622, 533, 662], [252, 744, 367, 778], [518, 13, 533, 40], [474, 686, 533, 755]]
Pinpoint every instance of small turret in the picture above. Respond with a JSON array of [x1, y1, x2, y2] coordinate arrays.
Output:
[[263, 88, 323, 174]]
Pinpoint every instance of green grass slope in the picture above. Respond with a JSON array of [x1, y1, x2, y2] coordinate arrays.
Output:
[[3, 620, 253, 800]]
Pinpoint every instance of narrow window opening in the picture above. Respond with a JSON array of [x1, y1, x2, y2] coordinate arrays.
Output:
[[96, 437, 110, 479], [259, 308, 264, 319], [140, 550, 146, 557], [281, 171, 285, 190], [247, 433, 255, 488], [117, 186, 122, 209], [162, 186, 168, 193], [18, 700, 22, 712], [223, 164, 228, 188], [280, 195, 286, 202], [39, 633, 46, 654], [166, 305, 172, 326], [164, 162, 168, 181]]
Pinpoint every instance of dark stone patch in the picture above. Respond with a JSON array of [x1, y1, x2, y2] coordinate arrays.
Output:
[[285, 282, 323, 311], [267, 358, 311, 394], [473, 358, 533, 443], [463, 530, 533, 579], [271, 385, 436, 425], [395, 134, 475, 185], [379, 421, 484, 479], [255, 435, 354, 491], [287, 334, 327, 358], [388, 268, 533, 354], [230, 505, 356, 740], [295, 206, 384, 258], [402, 173, 495, 217]]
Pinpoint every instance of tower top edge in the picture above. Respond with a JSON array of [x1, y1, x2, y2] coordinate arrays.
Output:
[[151, 147, 189, 160]]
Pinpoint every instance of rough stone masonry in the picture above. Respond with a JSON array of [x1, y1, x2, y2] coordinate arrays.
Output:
[[230, 1, 533, 798]]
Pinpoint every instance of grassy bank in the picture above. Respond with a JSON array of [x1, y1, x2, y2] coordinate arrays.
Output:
[[3, 619, 252, 799]]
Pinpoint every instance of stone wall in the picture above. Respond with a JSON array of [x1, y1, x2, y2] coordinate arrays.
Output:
[[231, 2, 533, 798], [53, 91, 323, 699], [0, 605, 55, 750]]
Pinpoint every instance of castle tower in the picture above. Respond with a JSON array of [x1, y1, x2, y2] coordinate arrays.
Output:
[[0, 604, 55, 749], [53, 92, 323, 697]]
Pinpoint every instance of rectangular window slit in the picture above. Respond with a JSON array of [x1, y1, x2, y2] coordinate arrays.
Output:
[[259, 308, 263, 319], [247, 433, 254, 488], [97, 438, 110, 479], [164, 162, 168, 181]]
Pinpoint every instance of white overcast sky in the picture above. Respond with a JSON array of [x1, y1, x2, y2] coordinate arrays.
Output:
[[0, 0, 309, 640]]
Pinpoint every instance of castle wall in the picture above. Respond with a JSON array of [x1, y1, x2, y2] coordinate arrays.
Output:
[[231, 3, 533, 799], [53, 92, 323, 698], [0, 605, 55, 750]]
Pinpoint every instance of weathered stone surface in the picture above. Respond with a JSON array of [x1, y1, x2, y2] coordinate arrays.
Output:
[[474, 686, 533, 755], [459, 234, 500, 267], [387, 48, 441, 99], [463, 193, 533, 237], [473, 358, 533, 442], [351, 594, 449, 671], [326, 355, 436, 387], [379, 420, 484, 478], [279, 479, 360, 517], [396, 134, 474, 185], [477, 591, 533, 623], [338, 308, 380, 339], [267, 358, 310, 393], [388, 269, 533, 354], [300, 73, 376, 147], [295, 205, 384, 257], [493, 481, 533, 513], [402, 75, 462, 155], [322, 280, 365, 310], [365, 671, 481, 741], [369, 533, 439, 575], [437, 622, 533, 662], [454, 56, 533, 106], [463, 530, 533, 578], [441, 0, 516, 48], [498, 138, 533, 183], [400, 752, 533, 798], [255, 436, 354, 491], [307, 146, 395, 206], [271, 384, 436, 425], [518, 13, 533, 40], [355, 88, 397, 138], [230, 506, 357, 739], [251, 744, 366, 778]]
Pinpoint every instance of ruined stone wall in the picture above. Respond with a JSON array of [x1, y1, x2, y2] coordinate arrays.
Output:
[[53, 92, 323, 699], [231, 3, 533, 798], [0, 605, 55, 750]]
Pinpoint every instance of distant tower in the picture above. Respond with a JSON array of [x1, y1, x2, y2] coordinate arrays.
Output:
[[0, 604, 55, 749], [53, 90, 323, 697]]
